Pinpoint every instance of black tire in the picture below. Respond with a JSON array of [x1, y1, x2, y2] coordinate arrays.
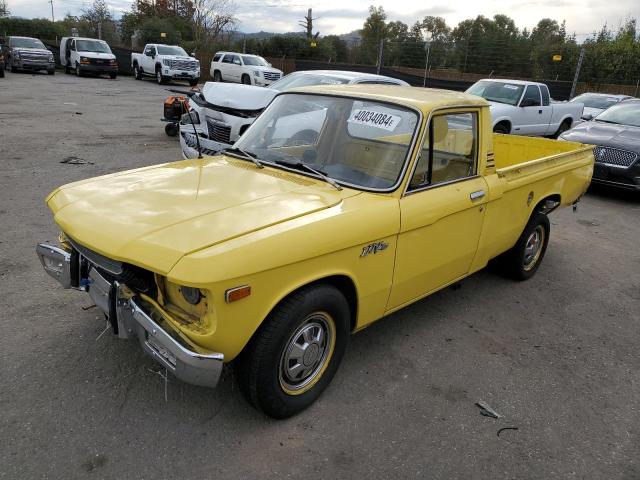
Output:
[[75, 63, 82, 77], [188, 78, 199, 87], [493, 123, 510, 134], [236, 284, 350, 419], [554, 120, 571, 138], [213, 70, 222, 82], [156, 68, 165, 85], [47, 69, 55, 75], [165, 122, 179, 137], [241, 74, 251, 85], [109, 72, 117, 79], [134, 64, 142, 80], [499, 211, 550, 280], [64, 64, 70, 74], [0, 68, 4, 78]]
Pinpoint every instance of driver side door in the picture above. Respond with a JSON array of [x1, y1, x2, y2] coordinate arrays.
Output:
[[387, 110, 488, 311], [142, 45, 156, 72], [516, 85, 552, 136]]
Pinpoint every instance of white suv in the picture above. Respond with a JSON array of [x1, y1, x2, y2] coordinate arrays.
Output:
[[209, 52, 283, 86]]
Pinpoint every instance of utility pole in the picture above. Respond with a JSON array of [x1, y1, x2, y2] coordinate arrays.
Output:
[[49, 0, 55, 22], [570, 47, 585, 99], [422, 39, 431, 87], [98, 21, 102, 40], [242, 35, 246, 54], [376, 39, 384, 75]]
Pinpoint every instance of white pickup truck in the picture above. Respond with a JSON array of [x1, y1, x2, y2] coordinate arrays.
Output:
[[209, 51, 283, 86], [466, 79, 584, 137], [131, 44, 200, 86]]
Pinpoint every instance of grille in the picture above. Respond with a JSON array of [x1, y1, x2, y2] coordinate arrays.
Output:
[[21, 52, 49, 62], [170, 59, 198, 71], [182, 132, 220, 156], [594, 146, 638, 167], [206, 118, 232, 144], [263, 71, 281, 81]]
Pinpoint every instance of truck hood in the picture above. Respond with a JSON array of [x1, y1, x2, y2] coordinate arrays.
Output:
[[47, 156, 358, 274], [201, 82, 277, 110], [13, 47, 51, 55], [77, 50, 116, 60], [560, 121, 640, 152], [487, 101, 516, 120]]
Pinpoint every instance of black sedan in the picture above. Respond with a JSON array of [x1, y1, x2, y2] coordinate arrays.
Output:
[[561, 99, 640, 190]]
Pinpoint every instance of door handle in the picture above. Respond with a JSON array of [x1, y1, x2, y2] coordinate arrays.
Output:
[[538, 109, 543, 114], [470, 190, 485, 200]]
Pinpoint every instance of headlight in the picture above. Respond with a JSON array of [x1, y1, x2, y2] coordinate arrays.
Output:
[[109, 59, 117, 65], [14, 52, 21, 59], [180, 286, 202, 305], [253, 70, 261, 77], [80, 57, 90, 64], [163, 59, 171, 66], [48, 54, 54, 62], [180, 111, 200, 125]]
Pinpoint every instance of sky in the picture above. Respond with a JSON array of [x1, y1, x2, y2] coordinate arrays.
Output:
[[7, 0, 640, 39]]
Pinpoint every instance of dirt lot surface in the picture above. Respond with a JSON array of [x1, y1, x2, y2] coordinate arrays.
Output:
[[1, 71, 639, 480]]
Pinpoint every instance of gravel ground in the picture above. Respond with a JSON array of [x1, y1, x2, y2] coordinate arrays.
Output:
[[1, 71, 639, 480]]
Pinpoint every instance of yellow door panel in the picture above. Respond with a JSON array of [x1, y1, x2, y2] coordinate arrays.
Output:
[[387, 176, 488, 310]]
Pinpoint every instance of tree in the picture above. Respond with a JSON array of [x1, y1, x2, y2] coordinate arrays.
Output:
[[81, 0, 114, 39], [0, 0, 9, 18], [192, 0, 236, 50], [360, 5, 388, 63]]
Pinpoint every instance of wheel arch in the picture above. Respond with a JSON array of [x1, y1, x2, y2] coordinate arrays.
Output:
[[532, 193, 561, 216], [493, 119, 512, 133]]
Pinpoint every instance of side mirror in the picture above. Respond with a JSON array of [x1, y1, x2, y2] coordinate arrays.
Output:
[[268, 62, 272, 67], [190, 52, 196, 57], [581, 114, 593, 121], [520, 99, 539, 107]]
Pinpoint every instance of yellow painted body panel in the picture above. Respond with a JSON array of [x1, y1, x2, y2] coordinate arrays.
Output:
[[44, 86, 594, 361]]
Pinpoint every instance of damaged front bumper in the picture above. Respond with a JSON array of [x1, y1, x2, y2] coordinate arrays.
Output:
[[179, 130, 230, 159], [35, 242, 224, 388]]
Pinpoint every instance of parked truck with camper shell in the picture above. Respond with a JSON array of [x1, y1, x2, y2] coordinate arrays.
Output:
[[37, 85, 594, 419], [466, 79, 584, 137], [132, 44, 200, 86], [60, 37, 118, 78]]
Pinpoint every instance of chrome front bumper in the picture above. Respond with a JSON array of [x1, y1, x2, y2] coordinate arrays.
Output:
[[36, 242, 224, 388]]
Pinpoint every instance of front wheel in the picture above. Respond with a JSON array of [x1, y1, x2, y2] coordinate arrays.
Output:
[[188, 78, 199, 87], [554, 120, 571, 138], [241, 74, 251, 85], [499, 211, 550, 280], [47, 69, 55, 75], [236, 284, 350, 418], [493, 123, 509, 134], [75, 63, 82, 77], [156, 69, 165, 84], [109, 72, 117, 79]]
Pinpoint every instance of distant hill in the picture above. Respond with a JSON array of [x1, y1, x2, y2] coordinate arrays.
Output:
[[229, 29, 361, 43]]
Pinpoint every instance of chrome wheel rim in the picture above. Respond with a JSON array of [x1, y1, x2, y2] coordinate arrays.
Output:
[[523, 225, 545, 271], [157, 71, 162, 83], [279, 313, 335, 394]]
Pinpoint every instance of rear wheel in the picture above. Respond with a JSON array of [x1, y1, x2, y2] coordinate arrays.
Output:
[[134, 64, 142, 80], [241, 73, 251, 85], [0, 68, 4, 78], [499, 211, 550, 280], [236, 284, 350, 419], [493, 123, 510, 134], [213, 70, 222, 82], [554, 120, 571, 138]]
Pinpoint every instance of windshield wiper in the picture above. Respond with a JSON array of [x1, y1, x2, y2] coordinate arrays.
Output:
[[595, 119, 620, 125], [275, 160, 342, 190], [224, 147, 264, 168]]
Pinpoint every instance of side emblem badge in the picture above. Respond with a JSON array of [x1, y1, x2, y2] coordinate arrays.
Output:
[[360, 241, 389, 257]]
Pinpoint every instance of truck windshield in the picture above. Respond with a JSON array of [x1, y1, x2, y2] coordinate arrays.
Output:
[[10, 37, 46, 49], [595, 102, 640, 127], [242, 56, 268, 66], [571, 94, 620, 110], [234, 93, 419, 191], [76, 40, 111, 53], [157, 45, 188, 56], [466, 80, 524, 106], [269, 73, 349, 91]]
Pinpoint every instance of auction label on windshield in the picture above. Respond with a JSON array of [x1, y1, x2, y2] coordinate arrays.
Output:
[[348, 109, 401, 131]]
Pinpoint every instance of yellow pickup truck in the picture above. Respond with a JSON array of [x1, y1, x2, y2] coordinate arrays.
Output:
[[37, 85, 594, 418]]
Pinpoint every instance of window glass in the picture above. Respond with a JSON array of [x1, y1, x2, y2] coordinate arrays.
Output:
[[466, 81, 524, 106], [157, 45, 187, 56], [357, 80, 400, 85], [213, 53, 222, 62], [541, 86, 550, 106], [409, 112, 478, 190], [235, 94, 419, 190], [521, 86, 541, 106], [232, 55, 241, 65], [75, 40, 111, 53], [221, 54, 232, 63]]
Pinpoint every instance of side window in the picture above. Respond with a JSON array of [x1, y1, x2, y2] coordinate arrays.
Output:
[[232, 55, 241, 65], [221, 54, 232, 63], [541, 86, 550, 106], [521, 86, 542, 107], [69, 40, 75, 51], [409, 112, 478, 191], [213, 53, 222, 62], [144, 45, 154, 56]]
